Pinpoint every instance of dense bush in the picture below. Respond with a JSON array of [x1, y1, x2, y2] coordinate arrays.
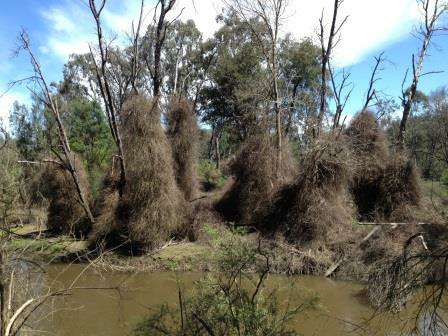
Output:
[[216, 135, 296, 226], [198, 159, 227, 191], [91, 96, 189, 251], [41, 154, 92, 236], [167, 99, 200, 201], [0, 143, 22, 225], [442, 169, 448, 187], [261, 135, 355, 243]]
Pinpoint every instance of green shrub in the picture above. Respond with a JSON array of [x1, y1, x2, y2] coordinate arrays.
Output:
[[134, 228, 317, 336], [441, 169, 448, 187], [198, 159, 226, 191], [0, 144, 22, 225]]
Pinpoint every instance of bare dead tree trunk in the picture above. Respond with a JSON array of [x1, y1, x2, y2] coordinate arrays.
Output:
[[273, 58, 282, 170], [88, 0, 133, 196], [0, 250, 5, 336], [223, 0, 288, 170], [131, 0, 145, 94], [151, 0, 177, 98], [209, 126, 221, 170], [398, 0, 447, 149], [173, 51, 181, 95], [329, 65, 352, 130], [215, 133, 221, 170], [19, 31, 94, 224], [362, 52, 385, 112], [317, 0, 348, 136], [0, 126, 8, 152]]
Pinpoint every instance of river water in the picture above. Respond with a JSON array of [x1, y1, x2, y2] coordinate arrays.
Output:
[[37, 264, 419, 336]]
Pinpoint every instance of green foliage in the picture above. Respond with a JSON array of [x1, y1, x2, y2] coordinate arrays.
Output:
[[164, 20, 202, 97], [198, 159, 227, 190], [61, 54, 98, 99], [63, 98, 115, 196], [278, 36, 321, 143], [199, 12, 267, 142], [202, 224, 221, 241], [0, 143, 22, 225], [64, 98, 114, 169], [279, 36, 321, 93], [9, 101, 45, 161], [134, 228, 317, 336], [396, 87, 448, 180], [441, 170, 448, 187]]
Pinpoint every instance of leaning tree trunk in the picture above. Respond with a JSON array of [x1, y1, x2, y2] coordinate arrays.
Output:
[[397, 0, 444, 149]]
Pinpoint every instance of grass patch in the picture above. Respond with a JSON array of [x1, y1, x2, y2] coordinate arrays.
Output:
[[423, 180, 448, 197], [153, 242, 211, 271], [422, 180, 448, 207], [8, 237, 88, 257]]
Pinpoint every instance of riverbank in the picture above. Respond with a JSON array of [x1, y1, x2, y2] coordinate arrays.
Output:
[[3, 221, 436, 281], [6, 222, 352, 274], [6, 180, 447, 281]]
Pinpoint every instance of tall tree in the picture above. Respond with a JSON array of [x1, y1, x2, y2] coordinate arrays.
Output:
[[200, 13, 266, 145], [63, 99, 115, 179], [148, 0, 178, 98], [397, 0, 448, 148], [17, 31, 95, 224], [88, 0, 133, 195], [223, 0, 289, 167], [164, 20, 202, 97], [278, 36, 321, 137], [316, 0, 348, 135], [9, 102, 45, 161]]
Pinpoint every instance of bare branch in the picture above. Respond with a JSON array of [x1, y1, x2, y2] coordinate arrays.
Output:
[[222, 0, 289, 170], [88, 0, 127, 194], [363, 52, 386, 111], [316, 0, 348, 135], [150, 0, 179, 98], [397, 0, 448, 148], [17, 29, 95, 224], [329, 63, 353, 130]]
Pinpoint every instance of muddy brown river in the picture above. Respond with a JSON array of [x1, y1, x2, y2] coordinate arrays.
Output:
[[36, 264, 423, 336]]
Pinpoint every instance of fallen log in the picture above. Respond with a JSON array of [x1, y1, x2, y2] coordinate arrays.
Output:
[[325, 222, 431, 277], [325, 225, 385, 277], [358, 222, 429, 226]]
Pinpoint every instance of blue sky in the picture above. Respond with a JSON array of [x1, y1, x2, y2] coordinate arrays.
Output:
[[1, 0, 448, 122], [339, 32, 448, 115]]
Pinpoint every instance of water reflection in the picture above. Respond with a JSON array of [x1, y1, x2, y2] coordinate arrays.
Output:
[[37, 264, 425, 336]]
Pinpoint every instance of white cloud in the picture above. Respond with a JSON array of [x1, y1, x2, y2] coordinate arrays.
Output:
[[40, 1, 147, 60], [39, 2, 94, 60], [178, 0, 420, 67], [41, 7, 76, 34], [39, 0, 421, 68], [179, 0, 222, 38], [317, 0, 420, 66], [43, 37, 90, 61]]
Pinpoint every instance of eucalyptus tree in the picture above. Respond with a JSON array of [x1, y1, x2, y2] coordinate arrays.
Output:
[[223, 0, 289, 167], [199, 12, 267, 148], [164, 20, 202, 97], [278, 36, 321, 138]]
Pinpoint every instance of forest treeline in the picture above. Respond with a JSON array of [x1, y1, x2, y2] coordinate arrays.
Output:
[[1, 1, 446, 228], [0, 0, 447, 245]]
